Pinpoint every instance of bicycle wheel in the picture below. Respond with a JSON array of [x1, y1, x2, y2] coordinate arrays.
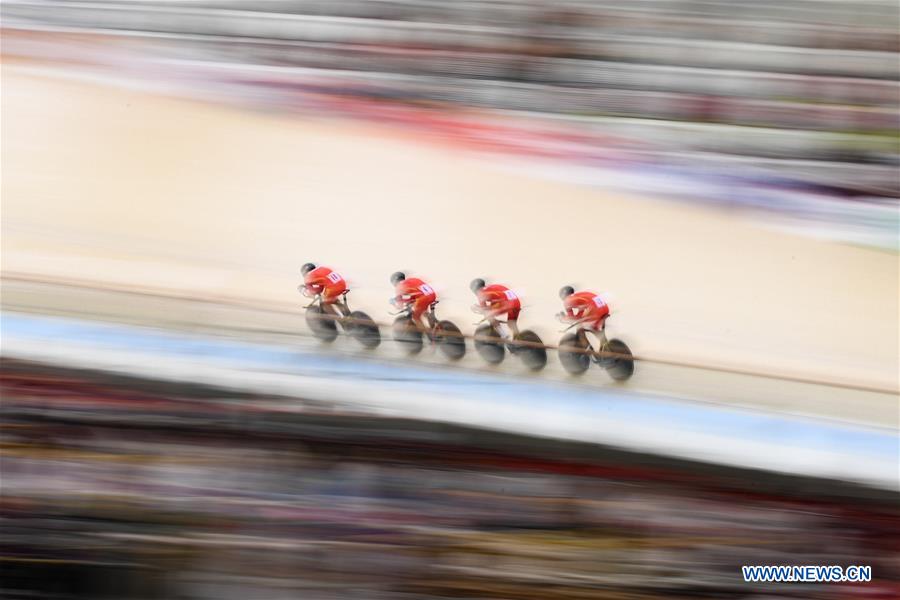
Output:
[[306, 305, 338, 342], [604, 338, 634, 381], [392, 315, 423, 355], [474, 324, 505, 364], [348, 310, 381, 349], [436, 320, 466, 360], [558, 333, 590, 374], [516, 330, 547, 371]]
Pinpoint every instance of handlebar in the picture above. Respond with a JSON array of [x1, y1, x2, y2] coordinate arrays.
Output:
[[301, 285, 350, 298], [299, 285, 319, 310]]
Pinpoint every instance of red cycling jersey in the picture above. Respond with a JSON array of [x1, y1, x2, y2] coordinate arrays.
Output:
[[477, 284, 521, 322], [304, 266, 347, 304], [563, 291, 609, 331], [394, 277, 437, 320]]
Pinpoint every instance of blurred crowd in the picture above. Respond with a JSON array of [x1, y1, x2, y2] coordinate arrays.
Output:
[[4, 0, 900, 209], [4, 0, 899, 204], [3, 360, 898, 599]]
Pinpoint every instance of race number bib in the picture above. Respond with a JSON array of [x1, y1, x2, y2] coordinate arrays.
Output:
[[327, 272, 342, 284], [593, 296, 606, 308], [503, 290, 518, 301], [419, 284, 434, 295]]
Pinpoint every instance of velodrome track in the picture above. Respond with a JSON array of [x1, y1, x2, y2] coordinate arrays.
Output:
[[3, 309, 897, 492], [2, 66, 898, 429], [2, 275, 898, 432]]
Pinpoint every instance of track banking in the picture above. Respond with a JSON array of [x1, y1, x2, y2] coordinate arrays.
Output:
[[742, 565, 871, 583]]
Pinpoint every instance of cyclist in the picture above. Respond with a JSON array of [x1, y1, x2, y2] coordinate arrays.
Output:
[[300, 262, 349, 319], [469, 278, 521, 339], [558, 285, 610, 358], [390, 271, 437, 334]]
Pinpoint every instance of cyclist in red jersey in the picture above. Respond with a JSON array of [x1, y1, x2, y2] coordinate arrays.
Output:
[[558, 285, 610, 351], [300, 262, 349, 319], [469, 278, 521, 338], [390, 271, 437, 334]]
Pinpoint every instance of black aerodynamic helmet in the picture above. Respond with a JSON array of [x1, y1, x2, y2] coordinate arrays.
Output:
[[390, 271, 406, 286], [470, 278, 486, 293], [559, 285, 575, 300], [301, 262, 317, 276]]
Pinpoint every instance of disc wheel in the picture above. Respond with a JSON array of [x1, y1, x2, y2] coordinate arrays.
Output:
[[348, 310, 381, 349], [604, 338, 634, 381], [435, 320, 466, 360], [392, 315, 423, 355], [515, 330, 547, 371], [306, 305, 338, 342], [558, 333, 590, 375], [474, 324, 505, 364]]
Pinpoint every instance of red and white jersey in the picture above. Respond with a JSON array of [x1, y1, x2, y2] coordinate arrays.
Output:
[[394, 277, 437, 304], [477, 283, 521, 320], [563, 291, 609, 329], [304, 266, 347, 296]]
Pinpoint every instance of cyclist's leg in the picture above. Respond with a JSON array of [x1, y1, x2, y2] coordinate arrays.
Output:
[[410, 315, 427, 335], [411, 298, 433, 336], [575, 326, 591, 349], [425, 301, 438, 330], [597, 329, 609, 350], [487, 316, 502, 334], [506, 307, 521, 338], [320, 287, 346, 320], [595, 314, 610, 350], [587, 322, 609, 363], [504, 319, 524, 353], [320, 299, 341, 320], [484, 316, 512, 350], [334, 294, 350, 319]]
